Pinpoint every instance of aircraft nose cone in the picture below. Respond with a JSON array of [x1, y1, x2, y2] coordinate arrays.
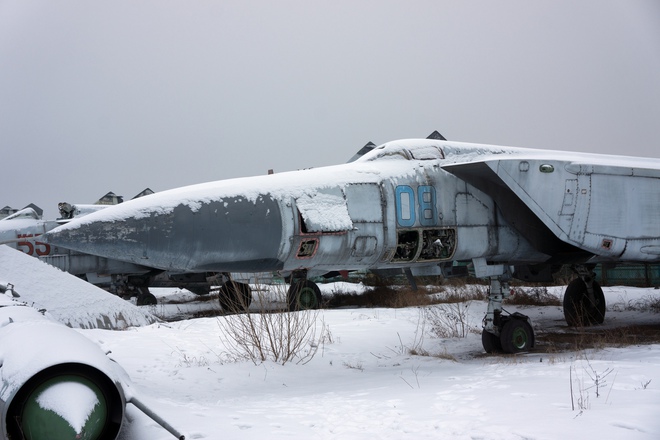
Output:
[[45, 213, 153, 266], [45, 194, 285, 273]]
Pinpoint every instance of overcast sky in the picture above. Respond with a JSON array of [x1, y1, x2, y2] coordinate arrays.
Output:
[[1, 1, 659, 218]]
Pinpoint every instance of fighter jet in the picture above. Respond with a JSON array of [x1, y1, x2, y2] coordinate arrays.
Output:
[[0, 190, 218, 305], [44, 132, 660, 353]]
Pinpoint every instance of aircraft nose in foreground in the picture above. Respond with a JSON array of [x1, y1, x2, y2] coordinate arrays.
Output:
[[44, 192, 285, 273]]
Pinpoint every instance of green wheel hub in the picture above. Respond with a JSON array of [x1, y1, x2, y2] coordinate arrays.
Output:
[[288, 280, 322, 311], [500, 316, 534, 354], [510, 327, 528, 350], [297, 287, 318, 309]]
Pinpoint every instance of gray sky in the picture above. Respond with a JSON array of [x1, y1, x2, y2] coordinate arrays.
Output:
[[1, 1, 659, 218]]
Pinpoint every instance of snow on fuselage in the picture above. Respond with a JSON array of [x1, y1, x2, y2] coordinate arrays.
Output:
[[43, 139, 660, 275]]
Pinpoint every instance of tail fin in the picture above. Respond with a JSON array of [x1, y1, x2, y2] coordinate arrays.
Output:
[[427, 130, 446, 140], [347, 141, 377, 162]]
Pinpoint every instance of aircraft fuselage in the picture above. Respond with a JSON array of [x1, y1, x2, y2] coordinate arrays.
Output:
[[44, 141, 557, 276]]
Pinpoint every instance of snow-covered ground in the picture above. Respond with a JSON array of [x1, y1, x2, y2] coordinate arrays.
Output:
[[89, 284, 660, 439], [1, 244, 658, 439], [0, 245, 156, 329]]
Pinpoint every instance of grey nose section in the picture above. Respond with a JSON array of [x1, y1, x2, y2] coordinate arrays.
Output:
[[45, 195, 285, 273]]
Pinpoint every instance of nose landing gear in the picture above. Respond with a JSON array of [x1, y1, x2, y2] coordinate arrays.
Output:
[[477, 260, 535, 354]]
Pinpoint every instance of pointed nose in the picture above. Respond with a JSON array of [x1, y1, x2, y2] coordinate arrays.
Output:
[[45, 194, 285, 273]]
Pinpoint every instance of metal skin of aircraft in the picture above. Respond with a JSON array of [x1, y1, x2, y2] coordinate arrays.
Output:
[[0, 191, 217, 305], [43, 132, 660, 354]]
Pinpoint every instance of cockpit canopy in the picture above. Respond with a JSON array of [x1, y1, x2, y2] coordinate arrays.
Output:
[[358, 142, 445, 162]]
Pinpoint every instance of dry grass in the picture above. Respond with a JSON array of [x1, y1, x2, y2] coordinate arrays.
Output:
[[425, 302, 474, 338], [325, 284, 435, 309], [536, 323, 660, 353], [505, 286, 561, 306], [431, 285, 487, 303], [325, 278, 487, 309], [609, 295, 660, 313]]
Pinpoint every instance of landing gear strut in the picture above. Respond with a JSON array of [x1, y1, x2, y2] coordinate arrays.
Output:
[[563, 265, 605, 326], [476, 259, 534, 354]]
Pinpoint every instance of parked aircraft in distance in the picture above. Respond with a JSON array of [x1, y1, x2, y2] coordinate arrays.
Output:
[[0, 189, 213, 305], [44, 132, 660, 353]]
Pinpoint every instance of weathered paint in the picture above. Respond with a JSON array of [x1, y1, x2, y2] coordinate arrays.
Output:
[[43, 138, 660, 279]]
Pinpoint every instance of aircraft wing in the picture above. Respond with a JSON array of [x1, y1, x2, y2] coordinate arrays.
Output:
[[443, 156, 660, 263]]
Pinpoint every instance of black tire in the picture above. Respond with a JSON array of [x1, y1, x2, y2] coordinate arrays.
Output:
[[288, 280, 322, 311], [563, 279, 606, 327], [218, 281, 252, 312], [136, 292, 158, 306], [481, 329, 503, 353], [500, 319, 534, 354]]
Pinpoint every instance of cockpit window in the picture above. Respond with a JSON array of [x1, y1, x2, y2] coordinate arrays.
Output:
[[361, 146, 411, 161], [409, 146, 445, 160], [359, 144, 444, 162]]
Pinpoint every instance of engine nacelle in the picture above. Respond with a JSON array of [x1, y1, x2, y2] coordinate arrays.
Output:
[[0, 305, 128, 439]]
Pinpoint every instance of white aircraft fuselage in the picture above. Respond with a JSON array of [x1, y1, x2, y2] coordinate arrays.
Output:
[[44, 139, 660, 275], [42, 136, 660, 353]]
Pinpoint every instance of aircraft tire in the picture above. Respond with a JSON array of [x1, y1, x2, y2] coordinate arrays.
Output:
[[136, 292, 158, 306], [288, 280, 322, 311], [219, 281, 252, 312], [500, 318, 534, 354], [481, 329, 502, 353], [563, 279, 606, 327]]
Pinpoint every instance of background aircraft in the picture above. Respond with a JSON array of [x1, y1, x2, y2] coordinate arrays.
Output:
[[44, 133, 660, 353], [0, 189, 223, 305]]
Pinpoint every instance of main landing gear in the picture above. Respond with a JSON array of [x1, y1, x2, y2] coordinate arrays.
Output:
[[481, 272, 535, 354], [110, 275, 158, 306], [563, 265, 606, 327], [216, 271, 323, 313], [135, 287, 158, 306], [480, 264, 607, 353], [287, 271, 322, 311], [215, 273, 253, 312], [218, 279, 253, 312]]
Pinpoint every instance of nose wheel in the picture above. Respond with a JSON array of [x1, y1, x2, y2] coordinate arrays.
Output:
[[500, 314, 535, 353], [482, 312, 535, 354], [481, 274, 535, 354]]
